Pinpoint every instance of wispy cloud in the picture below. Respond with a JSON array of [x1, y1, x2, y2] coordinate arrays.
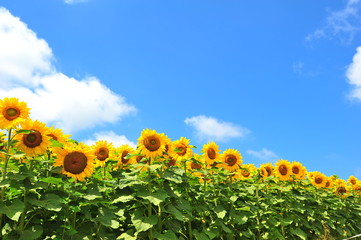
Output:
[[83, 131, 136, 148], [346, 46, 361, 101], [64, 0, 89, 4], [184, 115, 250, 142], [0, 7, 136, 133], [306, 0, 361, 43], [292, 61, 320, 78], [246, 148, 279, 163]]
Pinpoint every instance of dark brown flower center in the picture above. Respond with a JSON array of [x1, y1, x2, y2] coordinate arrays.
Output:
[[144, 136, 160, 152], [4, 108, 20, 121], [96, 147, 109, 161], [265, 166, 272, 177], [191, 162, 202, 170], [136, 155, 146, 163], [225, 155, 237, 166], [351, 179, 356, 185], [121, 151, 129, 164], [325, 181, 330, 188], [337, 186, 346, 194], [315, 176, 323, 184], [242, 170, 250, 178], [176, 145, 187, 156], [167, 158, 176, 167], [292, 166, 300, 175], [279, 165, 288, 175], [207, 148, 216, 160], [64, 151, 88, 174], [22, 130, 42, 148]]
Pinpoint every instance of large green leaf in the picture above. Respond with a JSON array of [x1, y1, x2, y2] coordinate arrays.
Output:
[[0, 199, 25, 221], [137, 189, 168, 206], [131, 211, 158, 233], [290, 228, 307, 240], [19, 225, 43, 240], [214, 205, 226, 219], [28, 193, 65, 212]]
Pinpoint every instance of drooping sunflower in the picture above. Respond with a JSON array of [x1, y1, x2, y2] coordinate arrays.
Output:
[[168, 137, 193, 162], [311, 171, 327, 188], [348, 176, 358, 186], [220, 149, 242, 172], [137, 129, 168, 159], [335, 185, 350, 197], [92, 140, 114, 167], [114, 144, 135, 169], [0, 97, 30, 129], [202, 142, 220, 168], [54, 143, 95, 182], [290, 162, 307, 180], [274, 160, 292, 181], [186, 154, 204, 172], [352, 181, 361, 194], [324, 177, 334, 189], [259, 163, 274, 178], [235, 163, 257, 180], [15, 120, 51, 157]]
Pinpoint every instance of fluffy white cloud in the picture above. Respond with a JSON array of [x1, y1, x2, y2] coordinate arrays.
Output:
[[346, 46, 361, 100], [184, 115, 250, 142], [83, 131, 136, 148], [306, 0, 361, 43], [0, 7, 136, 133], [246, 148, 279, 162]]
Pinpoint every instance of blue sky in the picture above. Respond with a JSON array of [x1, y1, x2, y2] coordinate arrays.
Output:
[[1, 0, 361, 180]]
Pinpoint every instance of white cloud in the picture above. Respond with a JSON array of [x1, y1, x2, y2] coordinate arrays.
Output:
[[346, 46, 361, 100], [184, 115, 250, 142], [0, 7, 136, 133], [306, 0, 361, 43], [64, 0, 88, 4], [83, 131, 136, 148], [246, 148, 279, 163]]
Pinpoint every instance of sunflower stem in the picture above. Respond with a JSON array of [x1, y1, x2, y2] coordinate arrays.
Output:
[[147, 158, 154, 240]]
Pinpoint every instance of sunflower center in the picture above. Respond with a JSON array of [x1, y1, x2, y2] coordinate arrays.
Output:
[[265, 167, 272, 177], [136, 155, 146, 163], [292, 166, 300, 175], [23, 130, 42, 148], [167, 158, 176, 167], [279, 165, 288, 175], [144, 136, 160, 152], [242, 170, 250, 178], [338, 187, 346, 194], [121, 151, 129, 164], [64, 151, 88, 174], [176, 145, 187, 156], [351, 179, 356, 185], [325, 181, 330, 188], [191, 162, 202, 170], [47, 134, 58, 141], [207, 148, 216, 160], [225, 155, 237, 166], [97, 147, 109, 161], [4, 108, 20, 121], [315, 176, 323, 184]]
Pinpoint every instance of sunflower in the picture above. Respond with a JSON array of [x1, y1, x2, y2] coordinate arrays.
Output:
[[335, 185, 350, 197], [202, 142, 220, 168], [0, 97, 31, 129], [54, 143, 95, 182], [15, 120, 51, 157], [220, 149, 242, 172], [92, 140, 114, 167], [137, 129, 168, 159], [234, 163, 257, 180], [114, 144, 135, 169], [352, 181, 361, 194], [186, 154, 204, 172], [274, 160, 292, 181], [290, 162, 307, 180], [47, 126, 71, 146], [311, 171, 327, 188], [348, 176, 358, 186], [165, 156, 178, 168], [324, 177, 334, 189], [168, 137, 193, 162], [259, 163, 274, 178], [0, 132, 6, 161]]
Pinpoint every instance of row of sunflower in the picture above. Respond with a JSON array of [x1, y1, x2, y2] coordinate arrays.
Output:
[[0, 97, 361, 239]]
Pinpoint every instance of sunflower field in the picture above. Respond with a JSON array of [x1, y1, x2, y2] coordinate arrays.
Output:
[[0, 97, 361, 240]]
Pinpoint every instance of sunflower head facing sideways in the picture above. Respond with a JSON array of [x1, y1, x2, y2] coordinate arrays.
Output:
[[0, 97, 30, 130], [202, 142, 220, 167], [137, 129, 168, 159], [54, 143, 95, 182], [114, 144, 135, 170], [15, 120, 51, 157], [259, 163, 274, 178], [168, 137, 193, 162], [290, 162, 307, 180]]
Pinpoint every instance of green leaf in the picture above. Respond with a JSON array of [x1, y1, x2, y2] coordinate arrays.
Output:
[[49, 139, 63, 148], [214, 205, 226, 219], [193, 229, 210, 240], [290, 228, 307, 240], [137, 189, 168, 206], [97, 208, 120, 229], [163, 170, 183, 183], [40, 177, 63, 184], [280, 217, 293, 226], [19, 225, 43, 240], [153, 231, 178, 240], [117, 232, 137, 240], [112, 195, 134, 203], [28, 193, 65, 212], [131, 211, 158, 233], [83, 186, 102, 200], [166, 205, 185, 221], [0, 199, 25, 221], [16, 129, 33, 134]]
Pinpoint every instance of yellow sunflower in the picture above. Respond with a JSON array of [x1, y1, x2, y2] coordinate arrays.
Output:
[[186, 154, 204, 172], [92, 140, 114, 167], [0, 97, 31, 129], [165, 156, 178, 168], [220, 149, 242, 172], [324, 177, 334, 189], [259, 163, 274, 178], [0, 132, 6, 161], [311, 171, 327, 188], [290, 162, 307, 180], [234, 163, 257, 180], [137, 129, 168, 159], [47, 126, 71, 146], [274, 160, 292, 181], [352, 181, 361, 194], [335, 185, 350, 198], [15, 120, 51, 157], [168, 137, 193, 162], [54, 143, 95, 182], [114, 144, 135, 169], [348, 176, 358, 186], [202, 142, 220, 167]]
